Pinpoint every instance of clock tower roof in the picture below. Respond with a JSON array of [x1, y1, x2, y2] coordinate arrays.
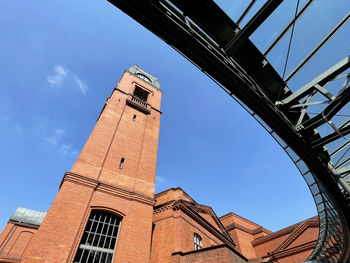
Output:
[[128, 65, 160, 90]]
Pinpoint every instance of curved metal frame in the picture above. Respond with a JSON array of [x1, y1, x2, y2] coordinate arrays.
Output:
[[106, 0, 350, 262]]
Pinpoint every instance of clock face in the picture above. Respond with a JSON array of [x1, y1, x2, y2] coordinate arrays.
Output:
[[136, 73, 152, 83]]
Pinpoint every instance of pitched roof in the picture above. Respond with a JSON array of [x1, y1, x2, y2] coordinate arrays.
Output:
[[9, 207, 47, 227]]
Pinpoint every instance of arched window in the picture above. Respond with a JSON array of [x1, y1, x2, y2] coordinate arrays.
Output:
[[73, 210, 121, 263], [194, 233, 202, 250]]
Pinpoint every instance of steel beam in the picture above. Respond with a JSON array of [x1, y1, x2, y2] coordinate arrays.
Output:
[[298, 86, 350, 132], [236, 0, 257, 26], [278, 56, 350, 107], [311, 125, 350, 149], [224, 0, 282, 55]]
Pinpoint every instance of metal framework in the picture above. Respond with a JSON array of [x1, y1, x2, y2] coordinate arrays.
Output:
[[73, 210, 121, 263], [106, 0, 350, 262]]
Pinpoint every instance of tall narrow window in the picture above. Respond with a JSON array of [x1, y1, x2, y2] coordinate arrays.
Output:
[[119, 158, 125, 169], [132, 114, 136, 121], [73, 210, 121, 263], [194, 233, 202, 250]]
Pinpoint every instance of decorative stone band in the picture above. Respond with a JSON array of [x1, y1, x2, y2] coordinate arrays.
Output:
[[0, 255, 21, 263], [225, 222, 265, 235], [154, 200, 236, 248], [251, 218, 319, 247], [6, 221, 39, 230], [61, 172, 155, 206], [263, 240, 318, 260], [172, 243, 247, 261], [272, 220, 319, 253]]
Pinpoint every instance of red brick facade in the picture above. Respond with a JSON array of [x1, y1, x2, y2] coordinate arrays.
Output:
[[0, 67, 319, 263], [0, 222, 38, 262], [21, 67, 162, 263], [151, 188, 243, 263], [220, 213, 319, 263]]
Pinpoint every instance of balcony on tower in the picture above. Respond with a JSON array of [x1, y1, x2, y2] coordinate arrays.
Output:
[[126, 85, 151, 114]]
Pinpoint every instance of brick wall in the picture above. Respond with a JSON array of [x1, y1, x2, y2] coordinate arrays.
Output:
[[0, 222, 37, 262], [151, 188, 240, 263]]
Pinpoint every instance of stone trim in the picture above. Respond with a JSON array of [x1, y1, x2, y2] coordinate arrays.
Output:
[[273, 220, 319, 253], [7, 221, 39, 230], [61, 172, 155, 206], [155, 187, 197, 204], [0, 255, 21, 263], [154, 200, 235, 248], [252, 217, 318, 246], [226, 222, 257, 234], [172, 243, 247, 261], [263, 240, 317, 260], [252, 224, 299, 246], [225, 222, 271, 238], [188, 202, 228, 237], [220, 212, 270, 233]]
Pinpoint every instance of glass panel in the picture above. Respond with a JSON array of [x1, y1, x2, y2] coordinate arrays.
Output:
[[213, 0, 252, 23], [251, 0, 311, 53], [317, 203, 325, 213], [304, 172, 315, 186], [282, 0, 350, 79], [271, 132, 287, 148], [285, 146, 299, 162], [310, 183, 320, 195], [254, 115, 272, 132], [238, 0, 267, 27], [288, 19, 350, 91], [296, 159, 309, 175]]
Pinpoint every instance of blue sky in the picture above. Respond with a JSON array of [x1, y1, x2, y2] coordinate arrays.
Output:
[[3, 0, 347, 233]]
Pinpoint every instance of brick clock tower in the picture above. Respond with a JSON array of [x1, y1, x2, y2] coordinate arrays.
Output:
[[22, 66, 162, 263]]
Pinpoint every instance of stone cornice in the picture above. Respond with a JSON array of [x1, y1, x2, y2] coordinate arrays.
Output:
[[172, 243, 248, 261], [0, 255, 21, 263], [62, 172, 155, 206], [273, 220, 319, 253], [154, 200, 235, 248], [263, 240, 317, 260], [225, 221, 271, 238], [226, 222, 256, 234], [7, 221, 39, 230], [220, 212, 271, 233], [155, 187, 197, 204], [252, 224, 299, 246], [252, 217, 318, 247], [181, 200, 229, 237]]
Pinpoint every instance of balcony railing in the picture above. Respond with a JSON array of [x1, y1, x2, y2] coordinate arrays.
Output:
[[126, 94, 151, 114]]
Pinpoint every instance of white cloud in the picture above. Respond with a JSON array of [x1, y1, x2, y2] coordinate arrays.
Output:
[[60, 143, 72, 154], [55, 128, 66, 136], [47, 65, 68, 86], [0, 115, 10, 122], [44, 127, 78, 156], [1, 115, 22, 133], [155, 175, 166, 184], [47, 65, 88, 95], [74, 76, 88, 96], [44, 128, 66, 146]]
